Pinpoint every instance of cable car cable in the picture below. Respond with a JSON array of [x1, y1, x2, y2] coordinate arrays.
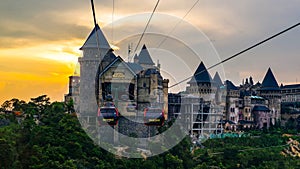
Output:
[[90, 0, 101, 56], [169, 22, 300, 89], [133, 0, 160, 56], [156, 0, 200, 49]]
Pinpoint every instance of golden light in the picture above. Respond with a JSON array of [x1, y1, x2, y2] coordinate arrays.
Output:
[[110, 44, 120, 51]]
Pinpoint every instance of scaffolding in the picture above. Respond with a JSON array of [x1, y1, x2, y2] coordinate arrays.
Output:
[[170, 96, 224, 139]]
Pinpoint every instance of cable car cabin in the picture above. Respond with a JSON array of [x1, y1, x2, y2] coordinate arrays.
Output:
[[97, 102, 119, 126], [144, 107, 165, 126]]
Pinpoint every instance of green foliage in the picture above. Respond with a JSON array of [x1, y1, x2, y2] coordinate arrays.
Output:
[[1, 95, 300, 169], [0, 124, 21, 168], [193, 129, 300, 169]]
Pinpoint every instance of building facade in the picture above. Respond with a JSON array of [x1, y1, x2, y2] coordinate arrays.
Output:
[[222, 68, 282, 130], [78, 24, 110, 115], [181, 62, 224, 137], [64, 75, 80, 113]]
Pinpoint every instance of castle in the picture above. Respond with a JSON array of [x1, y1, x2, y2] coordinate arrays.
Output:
[[65, 24, 169, 141], [65, 24, 300, 140]]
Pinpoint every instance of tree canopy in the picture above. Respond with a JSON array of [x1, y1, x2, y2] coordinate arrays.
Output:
[[1, 95, 300, 169]]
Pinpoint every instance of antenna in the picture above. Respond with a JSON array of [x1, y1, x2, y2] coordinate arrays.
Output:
[[128, 44, 131, 62]]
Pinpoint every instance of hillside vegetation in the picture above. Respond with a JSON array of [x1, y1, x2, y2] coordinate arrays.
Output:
[[1, 95, 300, 169]]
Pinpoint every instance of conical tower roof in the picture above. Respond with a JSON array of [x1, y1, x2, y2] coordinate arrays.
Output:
[[98, 48, 117, 72], [225, 80, 238, 90], [213, 72, 223, 87], [138, 44, 154, 65], [189, 61, 212, 84], [102, 48, 117, 62], [80, 24, 110, 50], [260, 68, 280, 91], [74, 62, 80, 76]]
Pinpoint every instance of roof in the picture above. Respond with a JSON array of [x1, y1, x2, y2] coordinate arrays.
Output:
[[96, 49, 117, 73], [189, 62, 213, 84], [99, 57, 137, 78], [221, 120, 236, 125], [281, 84, 300, 89], [80, 24, 110, 50], [238, 120, 255, 124], [252, 105, 270, 112], [102, 48, 117, 62], [260, 68, 280, 91], [225, 80, 238, 90], [137, 44, 154, 65], [213, 72, 223, 87], [133, 54, 138, 61], [126, 62, 143, 74], [250, 95, 265, 100], [144, 68, 163, 79]]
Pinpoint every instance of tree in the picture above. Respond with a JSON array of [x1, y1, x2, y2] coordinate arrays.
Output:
[[285, 117, 296, 129], [65, 99, 75, 114], [1, 98, 27, 111], [30, 95, 50, 110], [164, 153, 183, 169], [1, 100, 13, 111], [29, 95, 51, 119]]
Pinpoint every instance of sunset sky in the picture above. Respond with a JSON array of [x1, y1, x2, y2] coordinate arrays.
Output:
[[1, 0, 300, 104]]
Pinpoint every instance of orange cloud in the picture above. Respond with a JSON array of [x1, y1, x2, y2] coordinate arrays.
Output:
[[0, 51, 77, 103]]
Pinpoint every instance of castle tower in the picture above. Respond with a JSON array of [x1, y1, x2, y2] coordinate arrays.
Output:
[[134, 44, 155, 69], [64, 75, 80, 113], [213, 72, 224, 105], [186, 62, 216, 100], [258, 68, 281, 124], [213, 72, 223, 88], [78, 24, 110, 115], [64, 63, 80, 113]]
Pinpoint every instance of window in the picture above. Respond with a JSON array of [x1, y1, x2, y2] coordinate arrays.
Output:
[[230, 108, 235, 112]]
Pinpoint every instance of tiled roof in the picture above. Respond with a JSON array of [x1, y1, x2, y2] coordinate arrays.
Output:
[[137, 44, 154, 65], [225, 80, 238, 90], [102, 48, 117, 62], [238, 120, 255, 124], [126, 62, 143, 74], [80, 24, 110, 50], [252, 105, 270, 112], [189, 62, 212, 84], [213, 72, 223, 87], [260, 68, 280, 91], [281, 84, 300, 89], [221, 120, 236, 124]]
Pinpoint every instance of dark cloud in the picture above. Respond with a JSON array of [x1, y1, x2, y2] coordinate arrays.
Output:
[[0, 0, 299, 86], [0, 0, 90, 48]]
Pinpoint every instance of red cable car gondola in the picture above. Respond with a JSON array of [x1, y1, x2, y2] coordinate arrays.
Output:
[[144, 107, 165, 126], [97, 102, 119, 126]]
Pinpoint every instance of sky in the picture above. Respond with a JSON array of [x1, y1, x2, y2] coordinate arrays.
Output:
[[1, 0, 300, 104]]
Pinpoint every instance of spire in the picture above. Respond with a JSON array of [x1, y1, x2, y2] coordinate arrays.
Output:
[[213, 72, 223, 87], [225, 80, 238, 90], [99, 48, 117, 72], [80, 24, 110, 50], [74, 62, 80, 76], [137, 44, 154, 65], [260, 67, 280, 91], [133, 54, 139, 63], [103, 48, 116, 60], [189, 61, 212, 84]]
